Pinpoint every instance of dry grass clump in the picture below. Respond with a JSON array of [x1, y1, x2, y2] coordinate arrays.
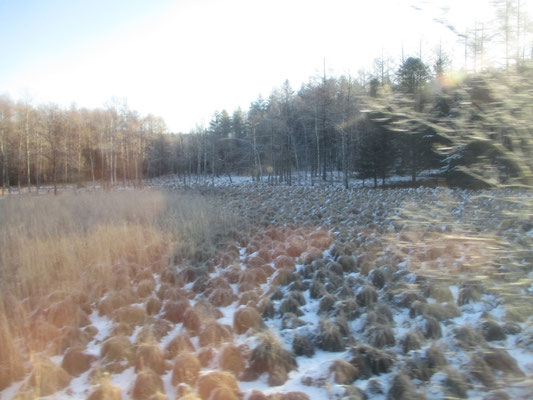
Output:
[[113, 305, 148, 326], [197, 370, 240, 400], [233, 306, 264, 334], [258, 298, 275, 319], [61, 347, 96, 376], [204, 277, 232, 296], [316, 319, 345, 352], [327, 261, 344, 276], [245, 255, 267, 269], [146, 297, 162, 315], [239, 290, 260, 307], [425, 345, 448, 371], [469, 354, 497, 388], [286, 237, 307, 257], [335, 298, 360, 320], [337, 255, 358, 273], [425, 282, 454, 303], [281, 313, 306, 330], [97, 288, 137, 316], [132, 368, 164, 400], [172, 352, 200, 385], [222, 264, 243, 285], [209, 287, 235, 307], [370, 269, 386, 289], [329, 359, 358, 384], [423, 316, 442, 339], [87, 379, 122, 400], [356, 285, 378, 307], [135, 343, 168, 375], [219, 343, 246, 376], [410, 301, 460, 321], [309, 279, 327, 299], [197, 347, 216, 367], [47, 299, 90, 328], [318, 294, 337, 314], [239, 268, 267, 287], [481, 347, 525, 377], [401, 332, 422, 353], [58, 326, 93, 353], [458, 284, 482, 306], [387, 372, 426, 400], [163, 300, 191, 323], [368, 325, 396, 348], [279, 296, 304, 316], [26, 356, 71, 397], [480, 320, 507, 341], [182, 308, 203, 336], [349, 345, 395, 378], [274, 255, 296, 270], [453, 325, 487, 349], [443, 367, 472, 399], [101, 335, 134, 363], [247, 332, 297, 386], [199, 321, 233, 347], [165, 333, 195, 359], [0, 190, 237, 383], [0, 314, 25, 390], [137, 278, 157, 298], [308, 229, 333, 250], [292, 334, 315, 357]]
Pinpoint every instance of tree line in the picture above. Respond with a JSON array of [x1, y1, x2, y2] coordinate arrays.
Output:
[[0, 98, 167, 194], [2, 56, 533, 194], [2, 0, 532, 193]]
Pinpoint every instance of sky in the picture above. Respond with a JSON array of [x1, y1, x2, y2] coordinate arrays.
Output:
[[0, 0, 529, 133]]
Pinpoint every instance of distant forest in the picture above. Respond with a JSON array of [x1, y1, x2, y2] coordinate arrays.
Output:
[[2, 1, 533, 192]]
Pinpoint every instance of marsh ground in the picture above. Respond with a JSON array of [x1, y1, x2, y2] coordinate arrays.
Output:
[[0, 176, 532, 399]]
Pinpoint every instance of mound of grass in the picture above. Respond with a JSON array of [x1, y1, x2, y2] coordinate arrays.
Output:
[[61, 347, 96, 376], [349, 345, 395, 378], [197, 370, 240, 400], [165, 333, 195, 359], [329, 359, 358, 384], [132, 368, 164, 400], [101, 335, 134, 363], [27, 356, 71, 397], [233, 307, 263, 334], [135, 343, 168, 375], [387, 372, 426, 400], [87, 380, 121, 400], [317, 319, 345, 352], [219, 344, 246, 376], [172, 352, 200, 386], [247, 332, 297, 386], [0, 190, 237, 385], [199, 321, 233, 347]]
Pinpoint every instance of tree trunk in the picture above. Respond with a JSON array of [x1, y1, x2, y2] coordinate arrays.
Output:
[[122, 142, 126, 187], [90, 150, 95, 184], [0, 128, 6, 195], [25, 109, 31, 192], [53, 152, 58, 195]]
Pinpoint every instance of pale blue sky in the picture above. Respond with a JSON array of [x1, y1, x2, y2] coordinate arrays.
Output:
[[0, 0, 514, 132]]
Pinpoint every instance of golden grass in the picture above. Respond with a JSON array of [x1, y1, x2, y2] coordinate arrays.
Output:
[[0, 188, 237, 386]]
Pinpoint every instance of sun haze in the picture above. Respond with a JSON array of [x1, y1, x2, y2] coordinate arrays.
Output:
[[0, 0, 520, 132]]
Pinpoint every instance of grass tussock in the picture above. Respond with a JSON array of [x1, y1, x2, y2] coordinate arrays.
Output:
[[0, 189, 237, 389]]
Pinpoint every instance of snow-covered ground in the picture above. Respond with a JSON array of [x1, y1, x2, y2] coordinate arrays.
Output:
[[2, 174, 532, 399]]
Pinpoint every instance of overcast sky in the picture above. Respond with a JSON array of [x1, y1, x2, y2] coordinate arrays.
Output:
[[0, 0, 522, 132]]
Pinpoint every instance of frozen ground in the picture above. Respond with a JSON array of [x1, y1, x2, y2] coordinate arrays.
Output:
[[2, 174, 532, 399]]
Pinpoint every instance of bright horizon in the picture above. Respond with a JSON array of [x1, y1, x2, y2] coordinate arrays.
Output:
[[0, 0, 527, 133]]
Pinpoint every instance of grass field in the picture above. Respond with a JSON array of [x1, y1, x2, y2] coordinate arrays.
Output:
[[0, 181, 532, 399], [0, 189, 236, 396]]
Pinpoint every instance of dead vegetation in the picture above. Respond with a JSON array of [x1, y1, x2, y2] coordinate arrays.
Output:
[[0, 181, 531, 399]]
